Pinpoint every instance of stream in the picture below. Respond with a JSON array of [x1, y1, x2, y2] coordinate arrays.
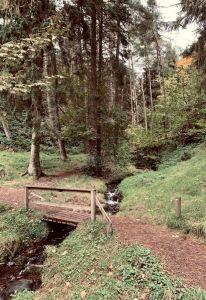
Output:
[[104, 181, 123, 214], [0, 222, 75, 300]]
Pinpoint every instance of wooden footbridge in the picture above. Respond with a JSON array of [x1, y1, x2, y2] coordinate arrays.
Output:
[[25, 186, 112, 231]]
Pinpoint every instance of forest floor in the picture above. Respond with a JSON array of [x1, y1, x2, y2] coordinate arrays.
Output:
[[0, 183, 206, 290]]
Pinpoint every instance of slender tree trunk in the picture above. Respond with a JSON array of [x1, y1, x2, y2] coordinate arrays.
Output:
[[113, 19, 122, 151], [131, 51, 139, 125], [26, 50, 45, 179], [97, 5, 103, 165], [90, 1, 102, 174], [0, 113, 11, 140], [45, 40, 67, 161], [141, 78, 148, 133], [114, 19, 121, 104], [27, 90, 43, 179], [108, 34, 115, 111], [58, 37, 70, 71], [145, 45, 154, 110], [129, 43, 139, 125], [129, 52, 135, 125], [153, 31, 168, 137]]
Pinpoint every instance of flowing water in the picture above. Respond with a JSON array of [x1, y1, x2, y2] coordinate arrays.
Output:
[[104, 181, 123, 214], [0, 222, 75, 300]]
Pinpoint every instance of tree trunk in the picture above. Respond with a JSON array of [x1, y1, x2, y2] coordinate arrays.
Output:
[[114, 19, 121, 104], [153, 31, 168, 136], [27, 91, 43, 179], [0, 113, 11, 140], [129, 43, 140, 125], [141, 78, 148, 133], [90, 1, 102, 175], [145, 45, 154, 110], [27, 51, 44, 179], [28, 124, 42, 178], [45, 40, 67, 161]]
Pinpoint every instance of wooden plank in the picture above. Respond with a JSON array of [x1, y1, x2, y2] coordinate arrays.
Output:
[[96, 198, 112, 225], [26, 185, 94, 193], [43, 211, 90, 224], [96, 198, 112, 235], [91, 190, 96, 222], [25, 187, 29, 210], [175, 197, 182, 218], [43, 216, 79, 226]]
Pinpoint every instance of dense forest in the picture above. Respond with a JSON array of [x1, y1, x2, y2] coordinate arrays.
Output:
[[0, 0, 205, 179]]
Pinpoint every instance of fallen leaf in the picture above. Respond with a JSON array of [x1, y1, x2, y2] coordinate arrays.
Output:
[[62, 251, 68, 256], [107, 271, 113, 277], [65, 281, 72, 288], [81, 290, 87, 299], [90, 269, 95, 274]]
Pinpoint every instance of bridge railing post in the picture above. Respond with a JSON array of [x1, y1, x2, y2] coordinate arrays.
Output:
[[91, 189, 96, 222], [25, 187, 29, 210]]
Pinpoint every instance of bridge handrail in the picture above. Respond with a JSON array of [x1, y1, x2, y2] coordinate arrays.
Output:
[[96, 197, 113, 234], [25, 185, 94, 193]]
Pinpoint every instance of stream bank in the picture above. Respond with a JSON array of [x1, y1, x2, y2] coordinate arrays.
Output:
[[0, 222, 75, 300]]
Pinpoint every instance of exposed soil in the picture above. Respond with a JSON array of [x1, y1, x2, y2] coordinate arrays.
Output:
[[0, 186, 206, 290], [112, 216, 206, 289]]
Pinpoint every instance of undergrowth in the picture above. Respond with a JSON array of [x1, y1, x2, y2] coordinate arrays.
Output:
[[14, 222, 206, 300], [119, 143, 206, 238]]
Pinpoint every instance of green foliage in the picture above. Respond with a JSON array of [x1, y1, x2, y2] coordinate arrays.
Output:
[[128, 68, 206, 171], [0, 119, 31, 151], [14, 222, 206, 300], [119, 143, 206, 238], [0, 204, 6, 213], [128, 126, 168, 169], [115, 140, 132, 167], [12, 290, 34, 300], [85, 139, 136, 181], [160, 144, 197, 170]]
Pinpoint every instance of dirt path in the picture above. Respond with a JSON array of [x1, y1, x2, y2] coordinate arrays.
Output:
[[0, 186, 206, 289], [112, 216, 206, 290], [0, 187, 24, 208]]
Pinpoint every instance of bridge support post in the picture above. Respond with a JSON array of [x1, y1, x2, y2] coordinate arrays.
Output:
[[25, 187, 29, 210], [91, 190, 96, 222]]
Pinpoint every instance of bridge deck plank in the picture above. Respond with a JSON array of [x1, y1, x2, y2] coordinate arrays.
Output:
[[31, 201, 92, 225]]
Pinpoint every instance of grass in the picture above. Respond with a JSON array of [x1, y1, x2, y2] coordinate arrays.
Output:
[[119, 142, 206, 237], [0, 152, 108, 200], [0, 207, 48, 264], [0, 151, 88, 187], [13, 222, 206, 300]]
